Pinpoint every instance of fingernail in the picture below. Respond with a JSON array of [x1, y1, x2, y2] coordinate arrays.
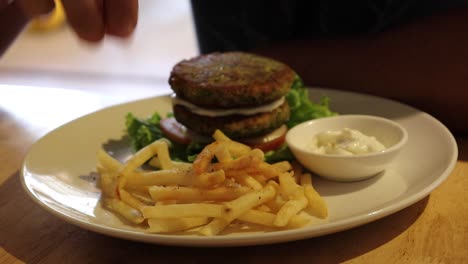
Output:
[[122, 21, 137, 36]]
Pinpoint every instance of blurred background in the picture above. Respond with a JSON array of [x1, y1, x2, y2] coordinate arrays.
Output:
[[0, 0, 198, 92]]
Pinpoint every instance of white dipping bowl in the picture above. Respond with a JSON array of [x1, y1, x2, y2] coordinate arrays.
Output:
[[286, 115, 408, 181]]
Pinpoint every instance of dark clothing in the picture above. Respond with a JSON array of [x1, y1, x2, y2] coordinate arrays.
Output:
[[191, 0, 468, 53]]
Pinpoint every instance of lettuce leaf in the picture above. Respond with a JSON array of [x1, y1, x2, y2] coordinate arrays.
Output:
[[286, 76, 337, 128], [125, 112, 205, 162], [125, 112, 164, 151], [264, 144, 294, 163]]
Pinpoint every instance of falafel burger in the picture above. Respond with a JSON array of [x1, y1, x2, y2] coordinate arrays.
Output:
[[167, 52, 295, 152], [126, 51, 335, 163]]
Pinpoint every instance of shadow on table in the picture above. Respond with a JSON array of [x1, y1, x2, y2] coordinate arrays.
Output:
[[456, 136, 468, 161], [1, 169, 428, 264]]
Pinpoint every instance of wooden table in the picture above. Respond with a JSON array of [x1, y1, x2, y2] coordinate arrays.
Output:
[[1, 83, 467, 264]]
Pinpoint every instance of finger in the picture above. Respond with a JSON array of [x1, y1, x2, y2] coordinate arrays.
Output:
[[104, 0, 138, 37], [61, 0, 105, 42], [16, 0, 55, 18]]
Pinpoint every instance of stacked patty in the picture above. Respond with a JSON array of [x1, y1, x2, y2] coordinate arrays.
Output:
[[169, 52, 296, 139]]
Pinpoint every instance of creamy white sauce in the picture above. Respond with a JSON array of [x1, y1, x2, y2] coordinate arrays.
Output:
[[171, 94, 284, 117], [309, 128, 386, 155]]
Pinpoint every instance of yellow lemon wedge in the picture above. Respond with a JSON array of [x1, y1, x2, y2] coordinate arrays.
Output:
[[28, 0, 66, 32]]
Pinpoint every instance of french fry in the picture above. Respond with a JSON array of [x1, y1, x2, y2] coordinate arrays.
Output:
[[119, 139, 172, 188], [238, 209, 275, 227], [274, 187, 308, 227], [197, 170, 226, 187], [119, 188, 147, 211], [223, 166, 267, 182], [220, 148, 263, 170], [271, 161, 292, 173], [239, 209, 310, 228], [198, 218, 230, 236], [125, 188, 154, 205], [232, 173, 263, 190], [149, 157, 192, 171], [125, 169, 193, 187], [224, 141, 252, 157], [265, 195, 287, 213], [198, 184, 277, 235], [141, 203, 225, 219], [103, 198, 144, 224], [264, 194, 287, 213], [158, 200, 178, 205], [192, 141, 218, 174], [121, 139, 171, 176], [152, 140, 173, 170], [256, 162, 281, 179], [99, 172, 119, 198], [212, 130, 251, 157], [213, 143, 233, 163], [148, 185, 250, 202], [97, 149, 122, 198], [125, 169, 224, 188], [278, 171, 301, 198], [300, 173, 328, 219], [287, 212, 313, 229], [262, 181, 283, 212], [222, 184, 276, 222], [212, 129, 232, 142], [255, 204, 272, 212], [147, 217, 209, 233], [97, 148, 123, 173]]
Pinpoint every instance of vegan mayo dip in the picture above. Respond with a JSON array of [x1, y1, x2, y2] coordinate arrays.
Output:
[[309, 128, 386, 155]]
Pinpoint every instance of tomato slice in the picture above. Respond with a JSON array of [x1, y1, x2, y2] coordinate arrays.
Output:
[[160, 117, 192, 145], [240, 125, 287, 152], [161, 117, 287, 152]]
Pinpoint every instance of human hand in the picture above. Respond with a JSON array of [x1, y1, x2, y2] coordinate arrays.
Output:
[[16, 0, 138, 42]]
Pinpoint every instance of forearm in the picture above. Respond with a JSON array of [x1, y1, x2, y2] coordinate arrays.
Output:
[[0, 1, 28, 57], [256, 7, 468, 134]]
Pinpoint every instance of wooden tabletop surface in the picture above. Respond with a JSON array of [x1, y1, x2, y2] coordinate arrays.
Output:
[[0, 81, 467, 264]]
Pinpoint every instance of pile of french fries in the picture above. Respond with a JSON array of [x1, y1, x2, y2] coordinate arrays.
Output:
[[97, 130, 327, 236]]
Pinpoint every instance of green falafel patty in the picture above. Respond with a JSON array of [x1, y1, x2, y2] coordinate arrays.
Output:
[[169, 52, 295, 139], [169, 52, 295, 108], [173, 100, 290, 138]]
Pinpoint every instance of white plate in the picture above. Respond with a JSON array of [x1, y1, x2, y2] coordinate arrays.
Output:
[[21, 88, 458, 247]]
